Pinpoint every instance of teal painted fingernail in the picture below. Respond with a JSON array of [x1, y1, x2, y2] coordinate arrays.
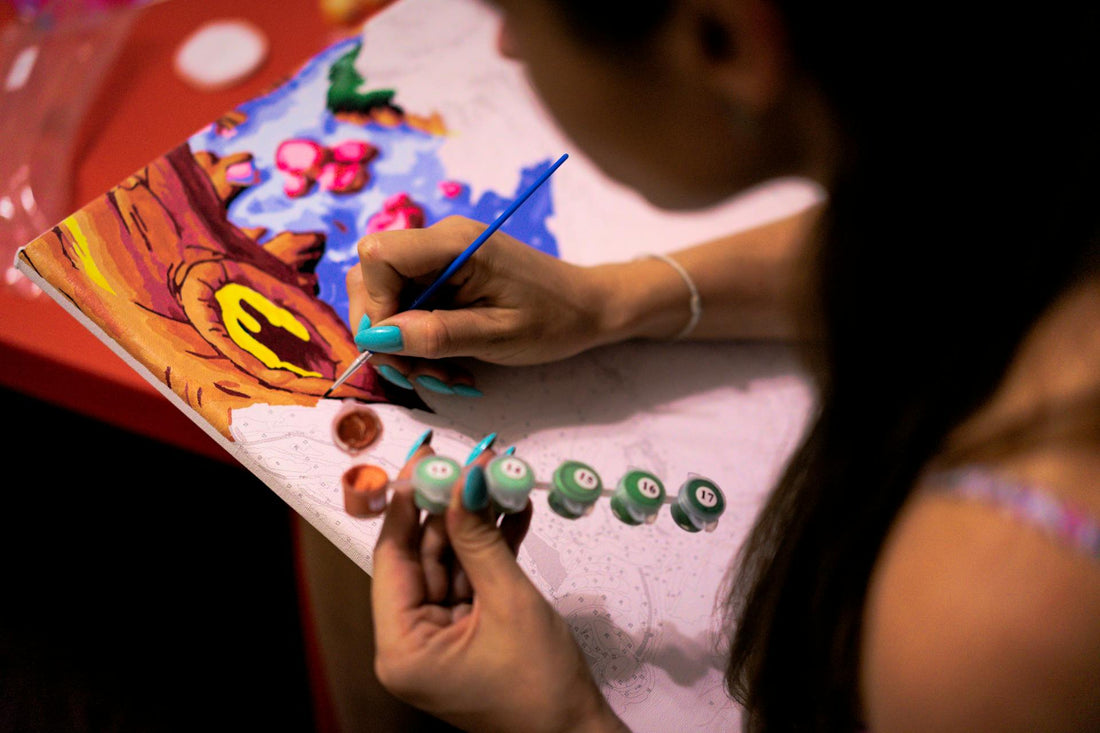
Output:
[[377, 364, 413, 390], [416, 375, 454, 394], [354, 325, 403, 353], [406, 429, 433, 462], [465, 432, 497, 466], [451, 384, 483, 398], [503, 445, 516, 456], [463, 465, 489, 512], [353, 315, 372, 352]]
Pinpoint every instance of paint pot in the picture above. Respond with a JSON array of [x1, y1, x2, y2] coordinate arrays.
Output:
[[610, 469, 665, 526], [485, 455, 535, 513], [548, 459, 603, 519], [670, 476, 725, 533], [411, 455, 461, 514], [342, 464, 389, 517], [331, 402, 382, 455]]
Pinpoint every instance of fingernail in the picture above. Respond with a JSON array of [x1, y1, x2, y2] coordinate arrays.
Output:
[[406, 429, 433, 462], [353, 314, 372, 352], [377, 364, 413, 390], [462, 465, 489, 512], [465, 432, 497, 465], [451, 384, 483, 398], [503, 445, 516, 456], [354, 325, 404, 353], [415, 375, 455, 394]]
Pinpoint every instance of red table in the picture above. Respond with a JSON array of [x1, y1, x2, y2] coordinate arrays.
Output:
[[0, 0, 369, 461], [0, 2, 396, 726]]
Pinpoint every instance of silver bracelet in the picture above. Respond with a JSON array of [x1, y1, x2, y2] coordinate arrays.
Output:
[[641, 253, 701, 340]]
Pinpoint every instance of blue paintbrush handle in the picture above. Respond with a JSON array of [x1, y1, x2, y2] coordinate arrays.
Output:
[[407, 152, 568, 310], [324, 152, 568, 397]]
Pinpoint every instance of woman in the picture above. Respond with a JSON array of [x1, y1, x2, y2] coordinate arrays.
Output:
[[347, 0, 1100, 730]]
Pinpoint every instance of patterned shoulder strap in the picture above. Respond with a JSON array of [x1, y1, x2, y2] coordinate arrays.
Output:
[[932, 467, 1100, 561]]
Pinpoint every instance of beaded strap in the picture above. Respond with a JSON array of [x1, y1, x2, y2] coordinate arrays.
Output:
[[933, 468, 1100, 561]]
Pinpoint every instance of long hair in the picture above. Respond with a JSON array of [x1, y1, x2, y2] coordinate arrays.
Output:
[[550, 1, 1100, 728], [722, 4, 1100, 730]]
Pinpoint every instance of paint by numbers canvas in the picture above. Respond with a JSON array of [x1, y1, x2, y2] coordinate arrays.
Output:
[[16, 1, 821, 730]]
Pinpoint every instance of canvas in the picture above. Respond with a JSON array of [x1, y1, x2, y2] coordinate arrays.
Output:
[[15, 1, 822, 729]]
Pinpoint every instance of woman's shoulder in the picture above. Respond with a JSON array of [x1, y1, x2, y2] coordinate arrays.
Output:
[[860, 271, 1100, 729], [858, 459, 1100, 731]]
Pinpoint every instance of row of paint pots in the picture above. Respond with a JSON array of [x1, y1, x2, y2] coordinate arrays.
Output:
[[343, 454, 726, 533]]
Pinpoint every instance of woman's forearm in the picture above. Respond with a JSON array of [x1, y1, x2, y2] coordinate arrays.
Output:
[[591, 204, 822, 344]]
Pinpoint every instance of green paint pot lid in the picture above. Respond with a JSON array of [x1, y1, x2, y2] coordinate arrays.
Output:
[[678, 476, 725, 517], [412, 455, 460, 503], [617, 469, 665, 508], [486, 455, 535, 495], [552, 460, 603, 502]]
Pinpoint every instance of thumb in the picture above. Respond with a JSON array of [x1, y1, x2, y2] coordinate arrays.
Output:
[[444, 465, 531, 597]]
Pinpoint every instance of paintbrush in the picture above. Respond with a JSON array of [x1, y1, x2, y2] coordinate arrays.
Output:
[[323, 152, 569, 398]]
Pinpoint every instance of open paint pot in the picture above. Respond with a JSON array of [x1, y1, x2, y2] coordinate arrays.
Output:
[[331, 402, 382, 455], [342, 464, 389, 517]]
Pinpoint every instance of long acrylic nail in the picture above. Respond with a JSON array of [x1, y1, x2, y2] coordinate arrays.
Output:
[[451, 384, 483, 398], [503, 445, 516, 456], [406, 429, 433, 462], [353, 314, 372, 352], [377, 364, 413, 390], [354, 325, 404, 353], [463, 465, 489, 512], [465, 432, 497, 465], [416, 375, 455, 394]]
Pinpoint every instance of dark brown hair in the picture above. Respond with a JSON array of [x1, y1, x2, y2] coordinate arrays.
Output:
[[554, 1, 1100, 729]]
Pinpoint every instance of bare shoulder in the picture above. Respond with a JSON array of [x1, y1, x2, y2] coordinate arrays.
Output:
[[859, 468, 1100, 732]]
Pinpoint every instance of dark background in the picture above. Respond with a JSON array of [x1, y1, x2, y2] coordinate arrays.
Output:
[[0, 387, 316, 731]]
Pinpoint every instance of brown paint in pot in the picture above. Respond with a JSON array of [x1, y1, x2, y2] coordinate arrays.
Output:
[[331, 402, 382, 454], [342, 464, 389, 517]]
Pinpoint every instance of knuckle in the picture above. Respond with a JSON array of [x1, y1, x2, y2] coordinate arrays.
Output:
[[345, 263, 362, 287], [415, 315, 452, 359], [356, 233, 387, 264], [437, 215, 482, 240]]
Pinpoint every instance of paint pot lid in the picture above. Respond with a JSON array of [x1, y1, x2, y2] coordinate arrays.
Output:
[[174, 19, 269, 91], [412, 456, 461, 501], [486, 455, 535, 495], [552, 460, 603, 502], [617, 469, 665, 508], [678, 476, 725, 517]]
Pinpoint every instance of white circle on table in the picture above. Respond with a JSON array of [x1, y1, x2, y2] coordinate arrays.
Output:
[[174, 19, 268, 91]]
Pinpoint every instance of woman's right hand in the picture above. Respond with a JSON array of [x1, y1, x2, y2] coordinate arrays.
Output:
[[345, 216, 622, 391], [371, 433, 630, 732]]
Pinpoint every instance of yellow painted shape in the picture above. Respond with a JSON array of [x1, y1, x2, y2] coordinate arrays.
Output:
[[63, 215, 116, 295], [215, 282, 322, 378]]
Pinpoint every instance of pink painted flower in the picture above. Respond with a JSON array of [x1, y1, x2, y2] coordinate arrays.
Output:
[[366, 192, 425, 233], [438, 180, 463, 199]]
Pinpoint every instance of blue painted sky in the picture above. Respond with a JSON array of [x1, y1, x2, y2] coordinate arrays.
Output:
[[189, 37, 558, 324]]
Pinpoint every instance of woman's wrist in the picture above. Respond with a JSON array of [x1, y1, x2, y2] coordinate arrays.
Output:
[[588, 257, 700, 345]]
